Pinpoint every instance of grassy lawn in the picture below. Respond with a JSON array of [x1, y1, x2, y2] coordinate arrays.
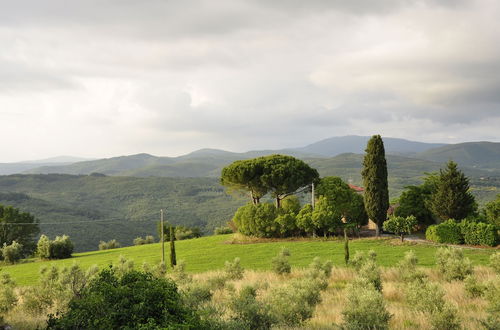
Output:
[[1, 234, 497, 286]]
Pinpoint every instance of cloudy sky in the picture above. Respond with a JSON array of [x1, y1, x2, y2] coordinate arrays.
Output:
[[1, 0, 499, 162]]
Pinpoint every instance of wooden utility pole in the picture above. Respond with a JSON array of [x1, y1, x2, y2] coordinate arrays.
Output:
[[160, 209, 165, 264]]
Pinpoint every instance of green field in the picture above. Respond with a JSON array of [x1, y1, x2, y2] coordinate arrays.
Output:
[[1, 234, 496, 286]]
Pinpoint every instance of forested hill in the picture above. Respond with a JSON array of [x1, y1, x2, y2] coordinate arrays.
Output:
[[0, 175, 247, 252]]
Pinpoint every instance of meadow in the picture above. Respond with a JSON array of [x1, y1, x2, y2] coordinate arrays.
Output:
[[1, 234, 496, 286]]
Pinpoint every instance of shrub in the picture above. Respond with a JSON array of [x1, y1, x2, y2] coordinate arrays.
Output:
[[268, 278, 324, 327], [307, 257, 333, 279], [460, 220, 498, 246], [224, 257, 245, 280], [425, 220, 463, 244], [397, 250, 426, 283], [49, 235, 74, 259], [405, 280, 461, 330], [230, 286, 273, 330], [358, 259, 383, 292], [214, 226, 233, 235], [1, 240, 23, 263], [464, 275, 486, 298], [133, 237, 145, 245], [271, 248, 291, 275], [341, 280, 391, 330], [350, 250, 377, 271], [383, 215, 418, 242], [112, 255, 134, 278], [0, 273, 17, 313], [171, 260, 192, 284], [233, 203, 279, 238], [175, 226, 201, 240], [182, 283, 213, 310], [36, 234, 51, 259], [133, 235, 154, 245], [435, 247, 472, 281], [490, 252, 500, 274], [481, 278, 500, 329], [47, 269, 202, 329], [98, 239, 121, 250]]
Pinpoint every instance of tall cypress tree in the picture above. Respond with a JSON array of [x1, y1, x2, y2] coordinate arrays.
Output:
[[169, 226, 177, 267], [361, 135, 389, 236], [429, 161, 476, 221]]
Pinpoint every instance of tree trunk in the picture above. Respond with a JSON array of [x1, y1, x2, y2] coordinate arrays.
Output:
[[276, 197, 281, 208], [375, 223, 380, 237], [344, 228, 349, 265], [401, 234, 404, 242]]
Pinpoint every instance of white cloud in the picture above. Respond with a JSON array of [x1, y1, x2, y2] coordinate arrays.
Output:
[[0, 0, 499, 161]]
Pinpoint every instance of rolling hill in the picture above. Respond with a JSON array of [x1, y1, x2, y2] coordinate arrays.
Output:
[[416, 142, 500, 169]]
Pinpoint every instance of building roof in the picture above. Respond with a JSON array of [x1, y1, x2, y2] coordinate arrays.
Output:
[[348, 184, 365, 192]]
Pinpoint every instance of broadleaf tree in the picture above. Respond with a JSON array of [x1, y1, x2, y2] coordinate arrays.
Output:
[[361, 135, 389, 236], [0, 204, 39, 256]]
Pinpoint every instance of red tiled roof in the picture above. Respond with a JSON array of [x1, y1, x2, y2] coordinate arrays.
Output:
[[348, 184, 364, 192]]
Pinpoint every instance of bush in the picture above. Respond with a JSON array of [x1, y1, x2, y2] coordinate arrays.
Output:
[[405, 280, 461, 330], [268, 278, 324, 327], [307, 257, 333, 279], [1, 240, 23, 263], [490, 252, 500, 274], [426, 220, 463, 244], [0, 273, 17, 313], [464, 275, 486, 298], [49, 235, 74, 259], [436, 247, 472, 281], [133, 235, 155, 245], [233, 203, 279, 238], [47, 269, 202, 329], [383, 215, 418, 241], [182, 283, 213, 310], [271, 248, 291, 275], [350, 250, 377, 271], [230, 286, 273, 330], [481, 278, 500, 329], [358, 259, 383, 292], [214, 226, 233, 235], [397, 250, 426, 283], [224, 257, 245, 280], [460, 220, 498, 246], [175, 226, 201, 240], [36, 234, 51, 259], [36, 235, 73, 259], [341, 280, 391, 330], [98, 239, 121, 250]]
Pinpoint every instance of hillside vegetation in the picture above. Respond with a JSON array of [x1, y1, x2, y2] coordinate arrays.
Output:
[[1, 234, 495, 286]]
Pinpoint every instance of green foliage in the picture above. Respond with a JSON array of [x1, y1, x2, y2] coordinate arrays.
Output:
[[98, 239, 120, 250], [133, 235, 155, 245], [214, 226, 233, 235], [229, 285, 273, 330], [394, 184, 435, 225], [316, 176, 369, 228], [49, 235, 74, 259], [221, 158, 268, 204], [436, 247, 472, 281], [46, 269, 201, 329], [430, 161, 477, 221], [350, 250, 382, 291], [170, 260, 192, 284], [268, 278, 324, 327], [175, 226, 202, 241], [341, 280, 391, 330], [259, 154, 319, 208], [484, 194, 500, 228], [490, 252, 500, 274], [0, 273, 17, 313], [362, 135, 389, 236], [296, 204, 314, 235], [350, 250, 377, 271], [307, 257, 333, 280], [312, 196, 343, 236], [271, 248, 291, 275], [405, 280, 461, 330], [481, 278, 500, 329], [460, 220, 498, 246], [170, 226, 177, 267], [281, 195, 301, 215], [426, 220, 463, 244], [0, 204, 39, 256], [36, 234, 51, 259], [224, 257, 245, 280], [464, 275, 486, 298], [383, 215, 418, 241], [397, 250, 426, 282], [1, 240, 23, 264], [233, 203, 278, 238]]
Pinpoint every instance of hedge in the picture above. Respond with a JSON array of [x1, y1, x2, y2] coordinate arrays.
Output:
[[425, 220, 463, 244], [460, 221, 498, 247], [426, 219, 498, 247]]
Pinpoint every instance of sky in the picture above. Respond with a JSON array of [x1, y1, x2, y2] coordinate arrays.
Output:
[[1, 0, 499, 162]]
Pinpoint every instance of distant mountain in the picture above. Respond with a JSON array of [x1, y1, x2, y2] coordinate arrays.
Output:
[[0, 155, 91, 175], [294, 135, 447, 157], [416, 142, 500, 169]]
